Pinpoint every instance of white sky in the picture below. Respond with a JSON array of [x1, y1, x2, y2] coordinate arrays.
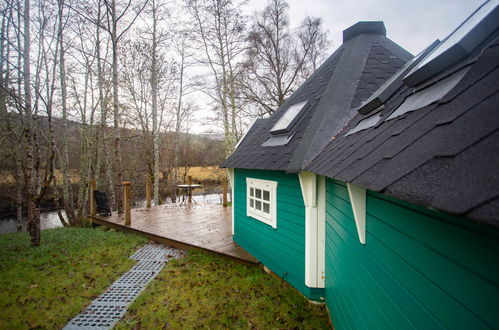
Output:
[[191, 0, 485, 134]]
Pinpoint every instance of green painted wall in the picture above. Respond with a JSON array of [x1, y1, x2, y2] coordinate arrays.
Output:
[[234, 168, 323, 300], [325, 178, 499, 329]]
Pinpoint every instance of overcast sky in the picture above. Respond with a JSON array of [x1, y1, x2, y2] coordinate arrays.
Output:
[[193, 0, 485, 134], [247, 0, 485, 54]]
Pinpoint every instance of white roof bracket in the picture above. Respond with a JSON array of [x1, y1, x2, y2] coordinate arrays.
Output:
[[347, 183, 366, 244]]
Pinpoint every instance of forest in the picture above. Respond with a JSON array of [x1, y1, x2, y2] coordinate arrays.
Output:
[[0, 0, 331, 245]]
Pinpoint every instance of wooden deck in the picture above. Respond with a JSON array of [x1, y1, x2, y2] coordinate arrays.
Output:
[[90, 203, 258, 264]]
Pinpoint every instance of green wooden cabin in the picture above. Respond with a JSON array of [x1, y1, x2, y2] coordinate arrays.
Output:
[[223, 3, 499, 328], [222, 21, 412, 300], [305, 2, 499, 328]]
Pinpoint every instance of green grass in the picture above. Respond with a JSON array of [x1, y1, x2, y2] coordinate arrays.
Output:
[[0, 227, 147, 329], [116, 250, 331, 329], [0, 228, 331, 329]]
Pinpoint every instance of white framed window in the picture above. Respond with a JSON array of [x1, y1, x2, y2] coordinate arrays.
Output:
[[246, 178, 278, 228]]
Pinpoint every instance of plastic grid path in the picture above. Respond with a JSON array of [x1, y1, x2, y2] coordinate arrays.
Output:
[[64, 243, 184, 330], [131, 260, 165, 272], [130, 244, 184, 261]]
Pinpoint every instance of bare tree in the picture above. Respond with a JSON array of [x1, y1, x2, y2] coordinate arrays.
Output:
[[170, 29, 199, 192], [101, 0, 148, 212], [23, 0, 39, 245], [144, 0, 172, 205], [17, 0, 60, 245], [56, 0, 79, 225], [0, 2, 24, 231], [298, 16, 331, 77], [240, 0, 331, 116], [186, 0, 246, 156]]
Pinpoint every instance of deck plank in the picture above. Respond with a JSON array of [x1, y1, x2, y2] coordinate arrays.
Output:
[[90, 203, 257, 264]]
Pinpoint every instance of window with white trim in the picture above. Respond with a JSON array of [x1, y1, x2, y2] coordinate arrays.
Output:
[[246, 178, 277, 228]]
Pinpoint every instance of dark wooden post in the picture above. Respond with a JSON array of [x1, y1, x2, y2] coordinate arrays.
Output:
[[188, 175, 192, 204], [123, 182, 131, 225], [222, 175, 228, 207], [89, 179, 96, 217], [146, 177, 152, 208]]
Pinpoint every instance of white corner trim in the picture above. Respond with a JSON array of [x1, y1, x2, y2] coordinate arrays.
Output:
[[347, 182, 366, 244], [317, 175, 326, 288], [299, 172, 324, 288], [227, 168, 235, 235]]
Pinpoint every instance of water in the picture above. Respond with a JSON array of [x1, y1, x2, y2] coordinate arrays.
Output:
[[0, 210, 66, 235], [0, 194, 226, 235], [134, 193, 225, 208]]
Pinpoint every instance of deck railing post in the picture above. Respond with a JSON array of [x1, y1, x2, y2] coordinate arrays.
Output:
[[223, 175, 228, 207], [123, 182, 131, 225], [89, 179, 96, 217], [146, 177, 152, 208], [188, 175, 192, 204]]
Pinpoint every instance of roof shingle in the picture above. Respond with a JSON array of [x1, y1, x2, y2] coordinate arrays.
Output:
[[222, 22, 412, 172], [306, 34, 499, 226]]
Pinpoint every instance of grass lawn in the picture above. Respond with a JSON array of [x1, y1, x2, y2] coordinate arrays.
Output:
[[0, 227, 147, 329], [116, 250, 331, 329], [0, 227, 331, 329]]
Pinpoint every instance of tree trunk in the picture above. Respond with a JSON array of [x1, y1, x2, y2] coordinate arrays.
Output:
[[15, 147, 23, 232], [151, 0, 160, 206], [58, 0, 77, 225], [23, 0, 40, 247], [110, 0, 123, 212], [0, 5, 8, 114]]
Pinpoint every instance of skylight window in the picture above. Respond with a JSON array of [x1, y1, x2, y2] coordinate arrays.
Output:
[[270, 101, 308, 135], [404, 0, 499, 86], [261, 133, 295, 147], [387, 66, 470, 121], [357, 40, 440, 115], [346, 113, 382, 136]]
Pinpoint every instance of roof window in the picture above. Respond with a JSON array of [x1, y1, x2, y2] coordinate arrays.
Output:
[[387, 66, 470, 121], [404, 0, 499, 86], [261, 133, 295, 147], [346, 113, 382, 136], [358, 40, 440, 115], [270, 101, 308, 135]]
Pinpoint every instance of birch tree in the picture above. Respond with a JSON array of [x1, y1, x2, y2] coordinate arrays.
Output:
[[56, 0, 79, 225], [144, 0, 171, 205], [186, 0, 246, 156], [1, 1, 28, 232], [240, 0, 331, 115], [101, 0, 148, 211], [171, 30, 198, 190], [14, 0, 60, 245]]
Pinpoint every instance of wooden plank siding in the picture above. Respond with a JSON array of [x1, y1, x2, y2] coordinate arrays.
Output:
[[325, 178, 499, 329], [234, 169, 324, 300]]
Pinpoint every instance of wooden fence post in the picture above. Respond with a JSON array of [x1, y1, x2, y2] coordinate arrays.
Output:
[[89, 179, 96, 217], [146, 177, 152, 208], [188, 175, 192, 204], [223, 176, 228, 207], [123, 182, 131, 225]]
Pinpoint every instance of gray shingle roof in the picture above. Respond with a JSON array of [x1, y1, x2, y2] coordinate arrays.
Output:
[[306, 35, 499, 227], [221, 22, 412, 172]]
